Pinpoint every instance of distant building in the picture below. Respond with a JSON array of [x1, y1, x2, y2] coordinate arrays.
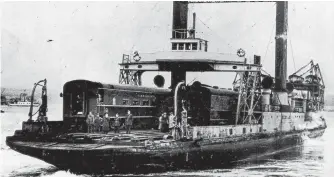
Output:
[[1, 95, 7, 105]]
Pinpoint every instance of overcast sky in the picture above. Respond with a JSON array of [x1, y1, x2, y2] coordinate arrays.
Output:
[[2, 1, 334, 100]]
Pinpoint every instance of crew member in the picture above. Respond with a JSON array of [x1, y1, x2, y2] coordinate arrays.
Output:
[[158, 116, 162, 130], [99, 115, 104, 133], [168, 112, 176, 137], [125, 110, 133, 134], [113, 113, 121, 133], [93, 112, 100, 133], [104, 108, 109, 117], [102, 112, 110, 134], [159, 112, 168, 133], [37, 112, 48, 133], [181, 101, 188, 138], [86, 111, 94, 133]]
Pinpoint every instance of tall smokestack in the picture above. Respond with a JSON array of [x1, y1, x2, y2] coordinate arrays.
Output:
[[172, 1, 188, 39], [275, 1, 288, 91], [192, 12, 196, 38], [273, 1, 290, 111]]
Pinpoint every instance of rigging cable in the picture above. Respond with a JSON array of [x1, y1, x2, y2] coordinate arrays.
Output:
[[263, 3, 278, 61], [197, 17, 223, 39], [260, 68, 271, 76], [233, 3, 277, 47], [288, 24, 297, 72], [197, 16, 237, 54], [263, 21, 276, 61], [195, 3, 277, 54], [289, 38, 297, 72]]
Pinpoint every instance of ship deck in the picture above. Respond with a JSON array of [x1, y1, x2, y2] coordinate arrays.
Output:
[[65, 129, 169, 142], [7, 130, 178, 151], [73, 129, 166, 136]]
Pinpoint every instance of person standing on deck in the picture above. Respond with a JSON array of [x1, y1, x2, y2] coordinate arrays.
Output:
[[113, 113, 121, 133], [86, 111, 94, 133], [181, 109, 188, 138], [102, 112, 110, 134], [159, 112, 168, 133], [125, 110, 133, 134], [158, 115, 162, 130], [168, 112, 176, 137], [104, 108, 109, 118], [181, 100, 188, 138], [93, 112, 100, 133], [99, 115, 104, 133]]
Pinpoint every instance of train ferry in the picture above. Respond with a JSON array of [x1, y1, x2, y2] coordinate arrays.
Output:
[[6, 1, 326, 174]]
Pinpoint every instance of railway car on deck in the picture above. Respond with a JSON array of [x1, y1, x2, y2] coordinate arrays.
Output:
[[185, 81, 239, 126], [61, 80, 172, 132], [61, 79, 243, 133]]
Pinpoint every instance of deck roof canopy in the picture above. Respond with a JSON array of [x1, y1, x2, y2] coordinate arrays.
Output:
[[119, 51, 261, 72]]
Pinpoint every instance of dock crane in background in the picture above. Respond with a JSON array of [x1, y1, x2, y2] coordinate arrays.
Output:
[[289, 60, 325, 111]]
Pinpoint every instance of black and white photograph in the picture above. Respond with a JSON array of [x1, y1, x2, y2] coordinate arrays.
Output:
[[1, 1, 334, 177]]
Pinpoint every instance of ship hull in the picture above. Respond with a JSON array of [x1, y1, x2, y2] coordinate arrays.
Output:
[[6, 128, 325, 174]]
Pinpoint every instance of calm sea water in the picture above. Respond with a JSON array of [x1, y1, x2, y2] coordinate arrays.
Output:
[[1, 105, 334, 177]]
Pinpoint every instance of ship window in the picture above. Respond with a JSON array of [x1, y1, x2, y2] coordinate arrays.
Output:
[[199, 43, 202, 50], [172, 43, 177, 50], [229, 129, 233, 135], [250, 128, 252, 133], [186, 43, 191, 50], [132, 100, 140, 105], [243, 127, 246, 134], [142, 100, 150, 106], [192, 43, 198, 50], [122, 99, 129, 105], [179, 43, 185, 50]]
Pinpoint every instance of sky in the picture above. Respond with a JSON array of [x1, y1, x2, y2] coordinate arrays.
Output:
[[1, 1, 334, 102]]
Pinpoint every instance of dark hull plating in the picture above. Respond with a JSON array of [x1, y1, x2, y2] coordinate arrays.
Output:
[[6, 128, 325, 174]]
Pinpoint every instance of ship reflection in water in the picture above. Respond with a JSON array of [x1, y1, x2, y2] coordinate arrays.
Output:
[[1, 106, 333, 177]]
